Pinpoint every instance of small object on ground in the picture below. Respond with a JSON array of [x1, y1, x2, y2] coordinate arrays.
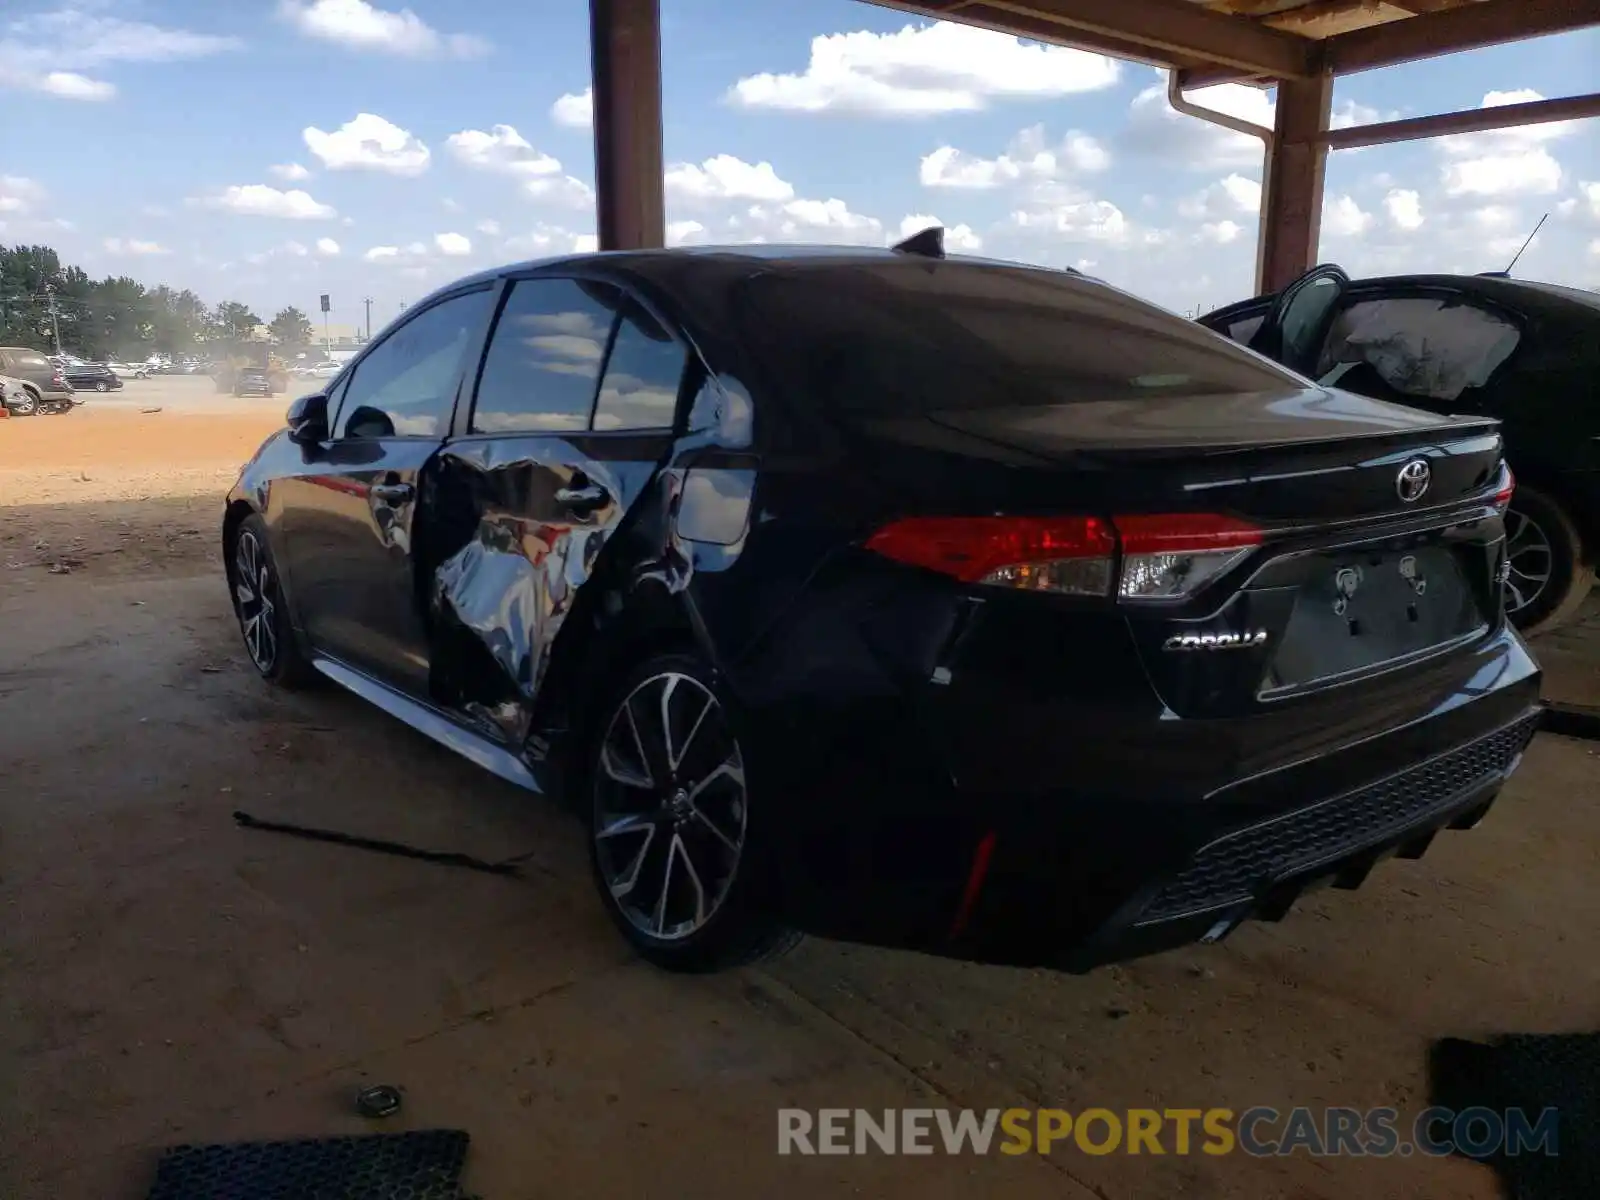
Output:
[[145, 1130, 471, 1200], [48, 562, 72, 575], [141, 406, 163, 414], [356, 1084, 404, 1119], [199, 666, 222, 674], [232, 809, 528, 876]]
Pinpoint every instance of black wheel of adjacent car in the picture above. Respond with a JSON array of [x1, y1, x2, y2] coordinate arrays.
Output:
[[231, 515, 316, 687], [586, 652, 799, 972], [1503, 485, 1592, 637], [94, 380, 109, 392]]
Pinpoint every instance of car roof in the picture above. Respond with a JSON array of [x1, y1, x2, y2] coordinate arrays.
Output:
[[406, 243, 1099, 310]]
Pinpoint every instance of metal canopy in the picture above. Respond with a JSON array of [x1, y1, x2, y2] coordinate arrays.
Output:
[[589, 0, 1600, 295]]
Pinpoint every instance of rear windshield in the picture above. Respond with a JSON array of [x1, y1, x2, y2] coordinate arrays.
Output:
[[736, 262, 1305, 414]]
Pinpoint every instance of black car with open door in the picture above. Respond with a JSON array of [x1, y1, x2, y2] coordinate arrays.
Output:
[[222, 240, 1541, 976], [1202, 266, 1600, 634]]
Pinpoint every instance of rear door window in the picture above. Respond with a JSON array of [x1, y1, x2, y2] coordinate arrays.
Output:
[[471, 278, 620, 433], [592, 300, 687, 430], [1314, 295, 1521, 402]]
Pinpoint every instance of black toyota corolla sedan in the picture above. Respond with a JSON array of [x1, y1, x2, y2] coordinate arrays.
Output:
[[222, 239, 1542, 974]]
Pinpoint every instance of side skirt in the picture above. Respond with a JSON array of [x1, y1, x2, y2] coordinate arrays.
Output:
[[311, 655, 544, 793]]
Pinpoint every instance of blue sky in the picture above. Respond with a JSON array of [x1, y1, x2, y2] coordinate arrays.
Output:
[[2, 0, 1597, 332]]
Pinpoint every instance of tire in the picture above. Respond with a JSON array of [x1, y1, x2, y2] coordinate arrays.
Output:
[[1504, 484, 1592, 637], [583, 650, 799, 972], [95, 380, 109, 392], [230, 514, 317, 688], [11, 388, 37, 416]]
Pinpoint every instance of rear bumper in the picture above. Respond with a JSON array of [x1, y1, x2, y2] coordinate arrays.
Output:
[[756, 624, 1543, 970]]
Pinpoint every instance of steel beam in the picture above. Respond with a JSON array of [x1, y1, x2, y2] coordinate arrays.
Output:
[[1256, 72, 1332, 294], [874, 0, 1318, 78], [1325, 0, 1600, 76], [590, 0, 665, 251], [1322, 91, 1600, 150]]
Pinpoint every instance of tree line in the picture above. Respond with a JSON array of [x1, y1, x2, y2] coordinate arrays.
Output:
[[0, 244, 316, 362]]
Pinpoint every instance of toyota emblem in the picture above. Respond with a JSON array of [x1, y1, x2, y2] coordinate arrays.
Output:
[[1396, 458, 1431, 504]]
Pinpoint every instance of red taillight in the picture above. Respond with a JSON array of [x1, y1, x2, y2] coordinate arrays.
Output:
[[1493, 464, 1515, 510], [866, 512, 1263, 602], [865, 516, 1115, 585]]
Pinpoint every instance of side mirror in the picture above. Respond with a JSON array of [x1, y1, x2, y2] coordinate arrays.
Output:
[[286, 391, 329, 444]]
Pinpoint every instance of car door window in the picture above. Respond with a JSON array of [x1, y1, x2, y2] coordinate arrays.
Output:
[[1314, 296, 1522, 402], [1226, 313, 1266, 345], [470, 278, 620, 433], [592, 300, 687, 430], [333, 289, 491, 439]]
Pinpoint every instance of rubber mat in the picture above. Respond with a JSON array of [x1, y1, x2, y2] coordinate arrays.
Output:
[[145, 1129, 472, 1200], [1430, 1033, 1599, 1200]]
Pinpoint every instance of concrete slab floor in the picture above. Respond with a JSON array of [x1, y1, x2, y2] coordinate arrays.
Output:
[[1, 572, 1596, 1200]]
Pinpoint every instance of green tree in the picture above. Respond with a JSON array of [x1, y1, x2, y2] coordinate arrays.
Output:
[[212, 300, 262, 343], [268, 305, 315, 348]]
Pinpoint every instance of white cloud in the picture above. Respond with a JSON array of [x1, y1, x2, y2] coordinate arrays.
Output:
[[277, 0, 488, 58], [502, 224, 597, 256], [728, 21, 1117, 116], [1011, 200, 1130, 245], [0, 9, 239, 101], [667, 219, 707, 247], [1590, 238, 1600, 259], [445, 125, 560, 177], [1198, 221, 1243, 245], [35, 71, 115, 100], [551, 87, 592, 129], [921, 126, 1108, 190], [1443, 149, 1562, 197], [725, 198, 884, 245], [316, 237, 341, 256], [0, 175, 46, 214], [270, 162, 312, 181], [305, 113, 430, 175], [522, 175, 596, 209], [434, 231, 471, 256], [442, 197, 462, 212], [365, 245, 400, 261], [1384, 189, 1424, 232], [1124, 80, 1271, 171], [1179, 173, 1262, 220], [1324, 195, 1373, 237], [103, 237, 168, 255], [896, 214, 981, 251], [1582, 182, 1600, 220], [475, 218, 501, 236], [1438, 90, 1586, 157], [193, 184, 338, 220], [364, 240, 434, 263], [665, 155, 794, 203]]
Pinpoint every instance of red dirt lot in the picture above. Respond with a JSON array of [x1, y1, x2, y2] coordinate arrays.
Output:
[[2, 404, 1597, 1199]]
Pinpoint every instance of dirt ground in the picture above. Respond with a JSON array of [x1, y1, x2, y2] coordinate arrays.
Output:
[[2, 402, 1597, 1199]]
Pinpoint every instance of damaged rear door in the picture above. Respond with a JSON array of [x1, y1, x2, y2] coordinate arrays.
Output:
[[423, 275, 688, 743]]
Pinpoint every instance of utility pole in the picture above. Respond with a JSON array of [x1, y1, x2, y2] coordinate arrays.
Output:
[[362, 296, 373, 342], [46, 284, 62, 354], [319, 293, 331, 359]]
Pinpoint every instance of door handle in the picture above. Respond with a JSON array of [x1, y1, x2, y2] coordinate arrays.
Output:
[[370, 481, 414, 504], [555, 482, 609, 512]]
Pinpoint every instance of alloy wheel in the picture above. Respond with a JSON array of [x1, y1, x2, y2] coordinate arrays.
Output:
[[95, 380, 108, 392], [1502, 507, 1553, 619], [234, 529, 279, 673], [13, 392, 36, 416], [593, 672, 748, 942]]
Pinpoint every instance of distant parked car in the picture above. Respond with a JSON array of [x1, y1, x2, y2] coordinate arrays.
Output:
[[110, 361, 150, 380], [1201, 265, 1600, 634], [62, 362, 123, 393], [234, 367, 274, 397], [0, 346, 75, 412]]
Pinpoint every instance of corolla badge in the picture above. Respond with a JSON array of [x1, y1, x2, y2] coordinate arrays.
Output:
[[1163, 630, 1270, 652], [1396, 458, 1432, 503]]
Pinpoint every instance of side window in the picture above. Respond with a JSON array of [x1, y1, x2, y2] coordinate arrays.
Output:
[[1314, 296, 1522, 402], [592, 301, 687, 430], [471, 278, 620, 434], [1226, 314, 1266, 345], [334, 289, 491, 439]]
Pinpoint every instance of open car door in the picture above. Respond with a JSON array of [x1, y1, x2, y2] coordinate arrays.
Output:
[[1245, 263, 1350, 376]]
